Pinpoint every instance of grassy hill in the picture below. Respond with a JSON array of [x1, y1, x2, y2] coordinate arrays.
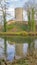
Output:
[[6, 22, 28, 32]]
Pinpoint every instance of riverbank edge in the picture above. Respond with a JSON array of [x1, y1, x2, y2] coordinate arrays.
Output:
[[0, 31, 37, 36]]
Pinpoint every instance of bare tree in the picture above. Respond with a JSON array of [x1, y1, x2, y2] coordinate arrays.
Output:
[[0, 0, 11, 32], [24, 0, 37, 32]]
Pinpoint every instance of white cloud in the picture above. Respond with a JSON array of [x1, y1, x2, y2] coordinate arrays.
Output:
[[6, 8, 15, 21], [7, 8, 14, 12], [11, 0, 18, 1], [13, 0, 18, 1], [23, 10, 28, 21], [6, 0, 18, 2]]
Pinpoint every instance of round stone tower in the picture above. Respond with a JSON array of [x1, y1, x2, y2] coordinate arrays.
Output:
[[15, 8, 23, 22]]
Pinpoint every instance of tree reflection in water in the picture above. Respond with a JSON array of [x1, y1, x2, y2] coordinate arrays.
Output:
[[27, 36, 35, 56], [4, 36, 7, 60]]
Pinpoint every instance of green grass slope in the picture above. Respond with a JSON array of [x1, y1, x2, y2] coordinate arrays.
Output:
[[6, 22, 28, 32]]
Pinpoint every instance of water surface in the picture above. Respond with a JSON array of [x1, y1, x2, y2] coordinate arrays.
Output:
[[0, 36, 37, 61]]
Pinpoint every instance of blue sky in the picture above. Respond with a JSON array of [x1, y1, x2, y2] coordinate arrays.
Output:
[[7, 0, 28, 8]]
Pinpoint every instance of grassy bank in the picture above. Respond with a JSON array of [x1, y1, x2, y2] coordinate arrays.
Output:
[[0, 31, 28, 36], [0, 31, 37, 36]]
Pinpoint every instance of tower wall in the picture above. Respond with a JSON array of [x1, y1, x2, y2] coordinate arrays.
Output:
[[15, 8, 23, 22]]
